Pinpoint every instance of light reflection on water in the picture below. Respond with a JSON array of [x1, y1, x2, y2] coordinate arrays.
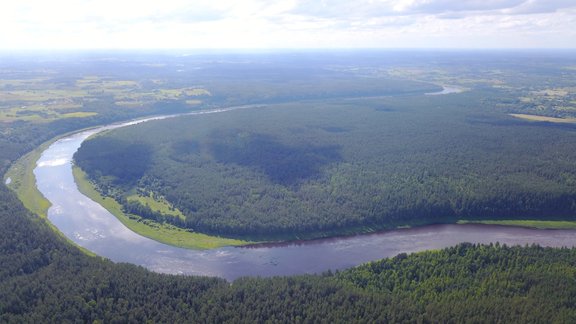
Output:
[[33, 106, 576, 281]]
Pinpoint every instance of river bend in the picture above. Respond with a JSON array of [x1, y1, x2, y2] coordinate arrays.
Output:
[[34, 104, 576, 281]]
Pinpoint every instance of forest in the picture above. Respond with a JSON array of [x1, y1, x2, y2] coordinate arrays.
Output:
[[2, 190, 576, 322], [76, 88, 576, 237], [3, 50, 576, 321]]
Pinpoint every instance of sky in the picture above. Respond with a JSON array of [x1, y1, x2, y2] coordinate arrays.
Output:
[[0, 0, 575, 50]]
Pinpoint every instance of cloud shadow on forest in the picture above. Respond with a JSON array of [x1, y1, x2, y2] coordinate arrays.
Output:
[[208, 130, 342, 186]]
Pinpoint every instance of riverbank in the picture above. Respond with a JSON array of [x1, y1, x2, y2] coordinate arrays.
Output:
[[26, 109, 576, 279], [458, 219, 576, 229], [18, 106, 576, 252], [73, 166, 252, 250], [509, 113, 576, 124], [4, 136, 99, 257], [3, 117, 251, 251], [14, 125, 576, 252], [425, 85, 466, 95], [72, 161, 576, 247], [4, 140, 53, 218]]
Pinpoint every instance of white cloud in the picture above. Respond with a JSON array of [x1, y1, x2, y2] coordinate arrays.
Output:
[[0, 0, 574, 49]]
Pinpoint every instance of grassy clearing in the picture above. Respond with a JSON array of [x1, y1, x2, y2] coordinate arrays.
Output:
[[73, 166, 251, 250], [61, 112, 98, 118], [4, 142, 52, 218], [509, 113, 576, 124], [185, 99, 202, 106], [185, 89, 211, 96], [115, 101, 145, 108], [531, 88, 570, 97], [457, 219, 576, 229], [0, 108, 97, 123], [0, 89, 86, 102], [152, 88, 211, 100], [127, 192, 185, 220]]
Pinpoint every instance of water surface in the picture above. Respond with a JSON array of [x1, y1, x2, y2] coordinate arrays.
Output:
[[34, 106, 576, 281], [426, 85, 465, 95]]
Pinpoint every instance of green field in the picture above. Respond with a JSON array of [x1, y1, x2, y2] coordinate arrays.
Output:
[[0, 75, 211, 123]]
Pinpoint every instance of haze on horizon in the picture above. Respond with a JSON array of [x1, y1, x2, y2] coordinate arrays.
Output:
[[0, 0, 575, 50]]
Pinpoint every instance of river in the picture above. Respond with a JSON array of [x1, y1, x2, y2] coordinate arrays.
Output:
[[33, 99, 576, 281], [426, 85, 465, 95]]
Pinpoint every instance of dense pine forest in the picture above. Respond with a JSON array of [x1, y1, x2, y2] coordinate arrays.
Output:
[[3, 51, 576, 321], [2, 192, 576, 322], [76, 89, 576, 237]]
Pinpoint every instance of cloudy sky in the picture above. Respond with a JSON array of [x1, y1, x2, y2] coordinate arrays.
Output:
[[0, 0, 574, 49]]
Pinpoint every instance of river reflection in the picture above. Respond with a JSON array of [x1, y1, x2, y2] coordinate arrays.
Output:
[[33, 106, 576, 281]]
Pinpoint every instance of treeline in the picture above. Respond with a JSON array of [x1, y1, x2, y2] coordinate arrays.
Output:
[[122, 199, 187, 226], [5, 51, 576, 322], [337, 243, 576, 323], [2, 185, 576, 323], [75, 90, 576, 237]]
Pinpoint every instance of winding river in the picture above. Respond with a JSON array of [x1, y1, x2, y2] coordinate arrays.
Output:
[[34, 97, 576, 281]]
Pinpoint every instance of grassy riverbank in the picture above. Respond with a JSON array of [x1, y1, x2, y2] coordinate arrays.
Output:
[[509, 113, 576, 124], [3, 126, 251, 251], [457, 219, 576, 229], [10, 117, 576, 251], [72, 166, 252, 249], [10, 138, 576, 252], [4, 141, 53, 218], [4, 138, 98, 256]]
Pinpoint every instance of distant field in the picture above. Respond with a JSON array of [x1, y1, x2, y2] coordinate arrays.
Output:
[[510, 113, 576, 124], [0, 75, 211, 123]]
